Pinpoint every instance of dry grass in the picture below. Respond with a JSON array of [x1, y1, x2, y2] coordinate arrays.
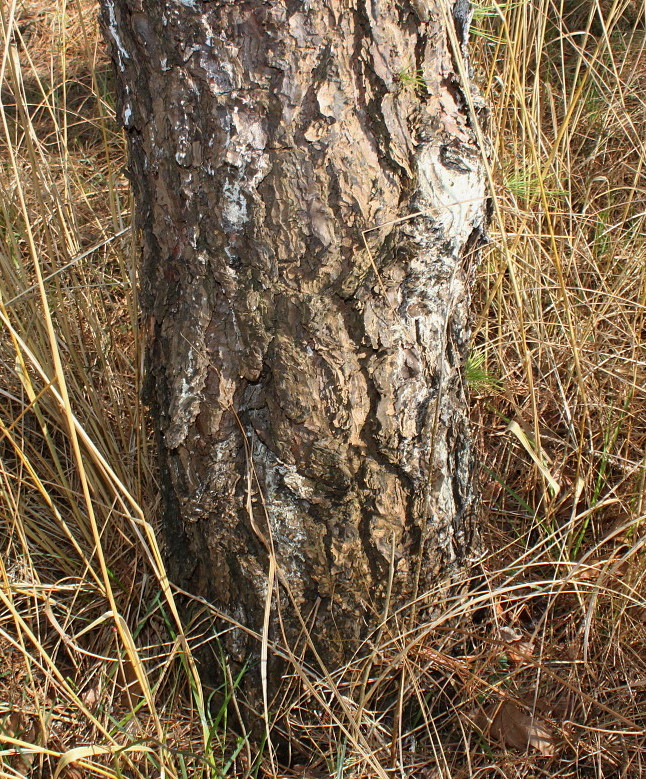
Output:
[[0, 0, 644, 777]]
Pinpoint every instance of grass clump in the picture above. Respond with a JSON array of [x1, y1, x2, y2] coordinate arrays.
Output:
[[0, 0, 645, 777], [397, 66, 427, 93]]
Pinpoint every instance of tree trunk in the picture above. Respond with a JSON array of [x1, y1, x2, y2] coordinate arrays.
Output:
[[101, 0, 487, 675]]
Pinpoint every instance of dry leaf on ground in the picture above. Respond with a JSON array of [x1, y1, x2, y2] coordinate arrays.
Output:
[[483, 700, 556, 756], [498, 626, 535, 666]]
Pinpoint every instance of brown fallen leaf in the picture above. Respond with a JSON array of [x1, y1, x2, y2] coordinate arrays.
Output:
[[498, 626, 522, 643], [507, 641, 534, 666], [81, 684, 100, 710], [498, 626, 535, 667], [1, 709, 40, 774], [485, 700, 556, 756]]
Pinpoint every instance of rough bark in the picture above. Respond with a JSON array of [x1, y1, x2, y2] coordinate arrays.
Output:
[[101, 0, 487, 674]]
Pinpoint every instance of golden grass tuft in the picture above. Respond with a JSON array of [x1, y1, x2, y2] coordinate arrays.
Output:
[[0, 0, 644, 776]]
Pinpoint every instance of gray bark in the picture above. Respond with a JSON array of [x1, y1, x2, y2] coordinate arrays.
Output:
[[101, 0, 487, 675]]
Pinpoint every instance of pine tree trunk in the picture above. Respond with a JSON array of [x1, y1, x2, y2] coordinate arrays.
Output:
[[101, 0, 487, 675]]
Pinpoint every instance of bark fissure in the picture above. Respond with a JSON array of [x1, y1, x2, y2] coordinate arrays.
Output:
[[102, 0, 487, 674]]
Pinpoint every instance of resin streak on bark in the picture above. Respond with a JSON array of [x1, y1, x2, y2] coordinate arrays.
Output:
[[103, 0, 487, 666]]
